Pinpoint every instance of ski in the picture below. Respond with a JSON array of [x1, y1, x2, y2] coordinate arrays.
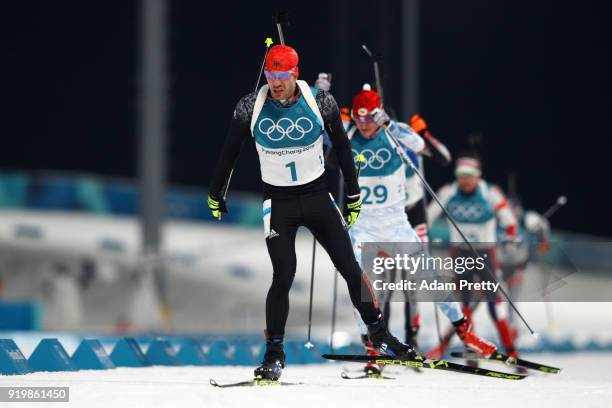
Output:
[[322, 354, 527, 380], [450, 351, 562, 374], [411, 366, 424, 374], [342, 366, 404, 375], [341, 371, 395, 380], [342, 365, 421, 375], [209, 378, 302, 388]]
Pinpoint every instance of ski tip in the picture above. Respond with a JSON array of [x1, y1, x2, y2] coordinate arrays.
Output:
[[507, 374, 528, 380], [209, 379, 218, 387], [486, 371, 528, 380], [340, 371, 350, 379]]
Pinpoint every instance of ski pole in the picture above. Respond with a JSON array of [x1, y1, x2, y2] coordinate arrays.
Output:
[[539, 195, 565, 332], [362, 44, 384, 102], [253, 38, 274, 94], [329, 155, 367, 349], [542, 261, 557, 332], [355, 153, 366, 178], [329, 269, 339, 353], [305, 236, 317, 349], [273, 11, 289, 45], [329, 169, 344, 353], [320, 154, 365, 348], [433, 302, 443, 346], [220, 37, 273, 201], [305, 142, 340, 348], [542, 196, 567, 219], [421, 199, 445, 346], [382, 125, 537, 336]]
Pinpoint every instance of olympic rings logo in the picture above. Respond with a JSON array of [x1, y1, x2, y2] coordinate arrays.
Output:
[[258, 117, 314, 141], [353, 148, 392, 170], [448, 202, 487, 221]]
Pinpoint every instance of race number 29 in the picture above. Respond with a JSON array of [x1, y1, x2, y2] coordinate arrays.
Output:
[[361, 185, 388, 204]]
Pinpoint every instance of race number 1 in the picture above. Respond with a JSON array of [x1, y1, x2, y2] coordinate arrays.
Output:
[[286, 161, 297, 181]]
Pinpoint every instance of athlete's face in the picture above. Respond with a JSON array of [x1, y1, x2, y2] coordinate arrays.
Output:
[[266, 74, 297, 100], [457, 175, 479, 193], [355, 121, 380, 138]]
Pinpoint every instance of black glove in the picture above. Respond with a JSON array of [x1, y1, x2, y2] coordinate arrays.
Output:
[[344, 195, 362, 227], [207, 194, 228, 220]]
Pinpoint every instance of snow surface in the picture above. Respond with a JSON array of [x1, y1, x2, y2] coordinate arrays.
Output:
[[2, 353, 611, 408]]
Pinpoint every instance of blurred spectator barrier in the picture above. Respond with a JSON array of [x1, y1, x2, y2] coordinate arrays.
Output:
[[0, 301, 42, 330], [0, 171, 261, 226]]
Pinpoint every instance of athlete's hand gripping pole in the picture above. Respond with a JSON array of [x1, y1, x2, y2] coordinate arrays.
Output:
[[207, 194, 227, 220], [344, 155, 366, 228]]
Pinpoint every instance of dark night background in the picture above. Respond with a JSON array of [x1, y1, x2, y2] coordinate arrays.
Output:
[[2, 1, 610, 236]]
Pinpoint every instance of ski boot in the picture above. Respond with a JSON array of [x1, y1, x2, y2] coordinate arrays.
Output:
[[367, 318, 419, 360], [254, 341, 285, 381], [454, 316, 497, 358], [363, 363, 384, 378], [360, 334, 384, 377], [505, 349, 527, 374]]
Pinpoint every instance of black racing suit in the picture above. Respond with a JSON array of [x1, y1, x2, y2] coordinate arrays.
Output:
[[209, 87, 381, 339]]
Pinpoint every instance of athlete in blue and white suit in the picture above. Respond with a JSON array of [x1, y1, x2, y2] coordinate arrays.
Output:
[[348, 121, 423, 265], [427, 153, 520, 357], [347, 87, 496, 372]]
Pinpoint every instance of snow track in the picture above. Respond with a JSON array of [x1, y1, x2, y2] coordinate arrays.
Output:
[[2, 352, 611, 408]]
